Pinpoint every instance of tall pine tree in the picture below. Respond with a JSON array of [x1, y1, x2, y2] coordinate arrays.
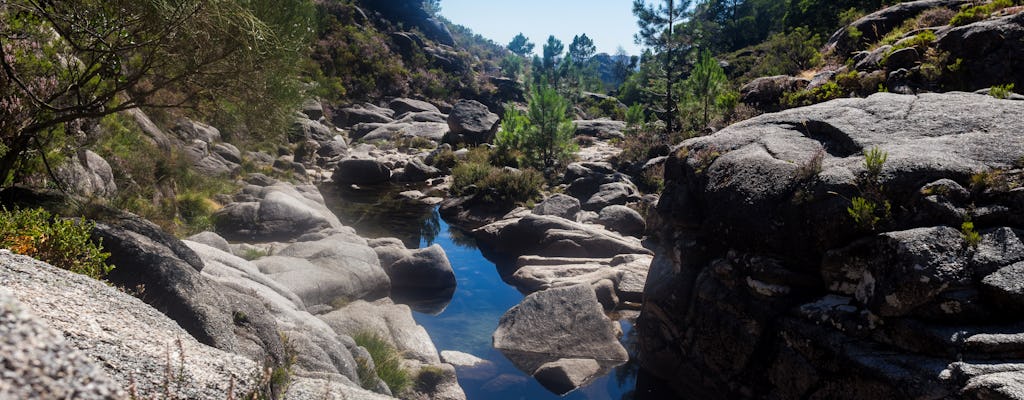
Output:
[[633, 0, 692, 136]]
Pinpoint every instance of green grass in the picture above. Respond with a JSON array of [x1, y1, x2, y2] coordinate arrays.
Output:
[[353, 331, 410, 395]]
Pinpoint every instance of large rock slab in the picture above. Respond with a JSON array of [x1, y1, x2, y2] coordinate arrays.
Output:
[[0, 286, 124, 399], [255, 234, 390, 306], [0, 251, 258, 399], [54, 150, 117, 199], [574, 119, 626, 140], [641, 92, 1024, 399], [532, 194, 582, 221], [474, 214, 652, 262], [320, 299, 441, 364], [333, 158, 392, 186], [390, 98, 440, 115], [937, 12, 1024, 91], [444, 100, 499, 145], [214, 184, 343, 242], [493, 285, 628, 392]]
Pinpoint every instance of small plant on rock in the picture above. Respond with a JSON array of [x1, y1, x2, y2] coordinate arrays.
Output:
[[353, 331, 410, 395], [990, 83, 1016, 99], [962, 219, 981, 248], [864, 146, 888, 178], [844, 147, 891, 231]]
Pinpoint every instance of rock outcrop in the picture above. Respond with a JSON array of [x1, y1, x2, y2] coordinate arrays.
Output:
[[444, 100, 499, 145], [493, 285, 629, 395], [0, 251, 258, 399], [640, 92, 1024, 399]]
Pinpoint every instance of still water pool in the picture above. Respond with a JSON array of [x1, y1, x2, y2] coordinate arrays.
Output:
[[322, 184, 637, 399]]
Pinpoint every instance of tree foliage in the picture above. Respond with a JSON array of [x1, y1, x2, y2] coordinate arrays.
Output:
[[633, 0, 692, 136], [0, 0, 314, 184], [568, 34, 596, 65], [507, 33, 535, 56], [497, 86, 577, 173], [684, 50, 728, 128]]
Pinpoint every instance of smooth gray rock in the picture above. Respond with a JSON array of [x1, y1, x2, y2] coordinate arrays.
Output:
[[256, 234, 389, 306], [533, 194, 582, 221], [390, 98, 440, 115], [334, 106, 395, 128], [320, 299, 441, 364], [493, 285, 628, 375], [387, 244, 455, 293], [214, 184, 343, 242], [54, 150, 117, 199], [333, 158, 392, 185], [597, 205, 646, 237], [474, 214, 652, 260], [937, 12, 1024, 91], [396, 111, 448, 124], [172, 118, 221, 143], [574, 119, 626, 140], [186, 231, 232, 253], [185, 140, 240, 176], [981, 261, 1024, 309], [401, 158, 442, 182], [532, 358, 602, 396], [290, 117, 333, 142], [445, 100, 499, 145], [885, 47, 919, 71], [740, 75, 810, 108], [584, 182, 641, 211], [641, 92, 1024, 399], [301, 98, 325, 120], [211, 142, 242, 164]]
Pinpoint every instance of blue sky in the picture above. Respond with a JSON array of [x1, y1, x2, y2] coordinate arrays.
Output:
[[440, 0, 644, 56]]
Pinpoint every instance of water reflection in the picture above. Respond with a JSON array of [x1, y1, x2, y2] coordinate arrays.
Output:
[[319, 183, 641, 399], [320, 183, 441, 247]]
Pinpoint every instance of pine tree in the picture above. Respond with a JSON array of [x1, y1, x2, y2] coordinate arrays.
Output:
[[568, 34, 596, 65], [507, 33, 535, 56], [685, 50, 728, 128], [633, 0, 693, 136]]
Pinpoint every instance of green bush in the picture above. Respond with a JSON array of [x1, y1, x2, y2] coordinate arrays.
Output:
[[451, 156, 544, 207], [962, 220, 981, 248], [781, 81, 846, 108], [990, 83, 1016, 99], [353, 331, 410, 395], [950, 0, 1014, 26], [0, 208, 111, 279], [864, 146, 888, 177]]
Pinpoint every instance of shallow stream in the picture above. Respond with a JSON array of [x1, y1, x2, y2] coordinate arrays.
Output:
[[322, 184, 637, 399]]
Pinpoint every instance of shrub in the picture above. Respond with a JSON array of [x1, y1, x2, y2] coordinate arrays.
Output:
[[353, 331, 410, 395], [890, 30, 936, 52], [781, 81, 845, 107], [0, 208, 111, 279], [864, 146, 888, 177], [950, 0, 1015, 26], [990, 83, 1016, 99], [847, 196, 886, 230], [962, 220, 981, 248]]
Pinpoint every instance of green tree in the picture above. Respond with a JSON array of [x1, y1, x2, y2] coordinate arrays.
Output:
[[500, 86, 577, 173], [568, 34, 597, 65], [508, 33, 535, 56], [0, 0, 313, 184], [541, 35, 565, 85], [684, 50, 728, 128], [633, 0, 692, 136]]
